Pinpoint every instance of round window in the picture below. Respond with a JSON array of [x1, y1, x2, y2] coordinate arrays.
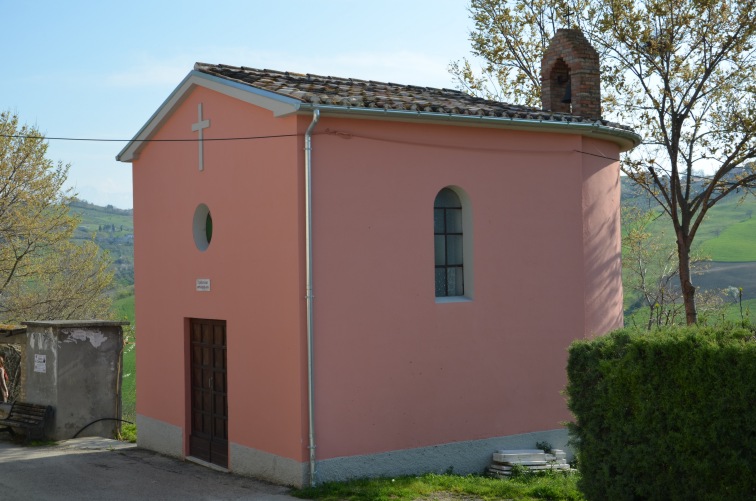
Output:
[[193, 204, 213, 251]]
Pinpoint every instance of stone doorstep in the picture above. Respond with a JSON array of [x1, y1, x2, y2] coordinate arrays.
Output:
[[492, 451, 546, 463], [490, 460, 569, 469], [491, 459, 568, 467], [494, 460, 550, 466], [494, 449, 545, 454], [492, 448, 566, 463], [494, 448, 565, 455], [488, 448, 570, 477]]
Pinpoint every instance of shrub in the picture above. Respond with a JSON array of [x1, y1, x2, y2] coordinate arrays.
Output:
[[566, 324, 756, 500], [118, 423, 137, 443]]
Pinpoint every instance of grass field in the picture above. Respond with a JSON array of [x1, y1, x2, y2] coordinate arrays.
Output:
[[114, 294, 136, 421], [121, 330, 136, 422], [113, 294, 134, 323], [700, 216, 756, 261], [293, 472, 584, 501], [637, 193, 756, 262]]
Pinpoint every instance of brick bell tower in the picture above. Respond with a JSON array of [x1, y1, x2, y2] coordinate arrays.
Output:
[[541, 29, 601, 120]]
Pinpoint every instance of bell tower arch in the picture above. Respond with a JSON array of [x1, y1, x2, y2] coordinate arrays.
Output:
[[541, 29, 601, 120]]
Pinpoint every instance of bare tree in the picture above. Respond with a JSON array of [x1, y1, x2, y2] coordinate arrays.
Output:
[[453, 0, 756, 323]]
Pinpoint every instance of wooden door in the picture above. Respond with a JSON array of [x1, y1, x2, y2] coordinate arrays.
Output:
[[189, 318, 228, 468]]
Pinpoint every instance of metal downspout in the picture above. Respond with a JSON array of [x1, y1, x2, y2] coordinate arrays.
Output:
[[305, 109, 320, 487]]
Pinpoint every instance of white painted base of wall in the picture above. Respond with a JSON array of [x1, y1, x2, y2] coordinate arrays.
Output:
[[135, 414, 308, 486], [316, 428, 571, 484], [230, 442, 307, 487], [136, 414, 183, 458], [136, 416, 570, 488]]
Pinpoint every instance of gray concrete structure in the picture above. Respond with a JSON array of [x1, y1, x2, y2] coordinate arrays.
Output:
[[3, 320, 127, 440]]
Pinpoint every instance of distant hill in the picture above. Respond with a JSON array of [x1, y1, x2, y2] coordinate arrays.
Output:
[[620, 176, 756, 263], [620, 173, 746, 211], [69, 200, 134, 289]]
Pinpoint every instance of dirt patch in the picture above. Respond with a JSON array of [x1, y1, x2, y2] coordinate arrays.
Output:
[[693, 261, 756, 300]]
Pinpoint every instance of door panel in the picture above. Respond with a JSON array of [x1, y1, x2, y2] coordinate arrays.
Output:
[[189, 318, 228, 468]]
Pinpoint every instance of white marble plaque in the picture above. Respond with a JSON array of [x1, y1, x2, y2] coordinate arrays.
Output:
[[196, 279, 211, 292]]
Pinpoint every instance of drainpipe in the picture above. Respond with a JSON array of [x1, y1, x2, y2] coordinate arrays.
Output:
[[305, 108, 320, 487]]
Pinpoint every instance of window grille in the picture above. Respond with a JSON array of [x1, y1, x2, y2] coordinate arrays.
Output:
[[434, 188, 464, 297]]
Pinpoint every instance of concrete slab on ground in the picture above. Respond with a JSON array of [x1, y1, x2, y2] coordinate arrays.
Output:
[[0, 436, 300, 501]]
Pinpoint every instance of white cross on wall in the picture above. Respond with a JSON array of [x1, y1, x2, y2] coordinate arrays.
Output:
[[191, 103, 211, 171]]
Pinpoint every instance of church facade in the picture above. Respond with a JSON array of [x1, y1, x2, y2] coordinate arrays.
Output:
[[118, 30, 638, 487]]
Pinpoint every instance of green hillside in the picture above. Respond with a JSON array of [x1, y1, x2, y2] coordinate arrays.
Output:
[[699, 208, 756, 261], [622, 177, 756, 263], [70, 200, 134, 289]]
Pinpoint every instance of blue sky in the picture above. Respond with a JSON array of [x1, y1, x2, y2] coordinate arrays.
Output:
[[2, 0, 474, 209]]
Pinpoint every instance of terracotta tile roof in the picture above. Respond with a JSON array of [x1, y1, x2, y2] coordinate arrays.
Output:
[[194, 63, 630, 130]]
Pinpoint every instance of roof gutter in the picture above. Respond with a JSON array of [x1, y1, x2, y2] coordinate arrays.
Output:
[[297, 104, 641, 152], [304, 109, 320, 487]]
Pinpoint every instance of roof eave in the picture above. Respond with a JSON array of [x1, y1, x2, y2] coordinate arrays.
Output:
[[116, 71, 302, 163], [296, 103, 641, 152]]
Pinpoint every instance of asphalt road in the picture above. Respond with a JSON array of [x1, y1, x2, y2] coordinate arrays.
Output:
[[0, 437, 300, 501]]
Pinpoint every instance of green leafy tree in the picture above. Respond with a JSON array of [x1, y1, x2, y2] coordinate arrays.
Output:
[[453, 0, 756, 324], [0, 111, 113, 322]]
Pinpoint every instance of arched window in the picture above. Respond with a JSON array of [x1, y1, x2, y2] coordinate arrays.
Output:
[[434, 188, 464, 297]]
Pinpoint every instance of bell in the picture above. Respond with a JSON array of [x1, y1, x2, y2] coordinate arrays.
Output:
[[561, 80, 572, 104]]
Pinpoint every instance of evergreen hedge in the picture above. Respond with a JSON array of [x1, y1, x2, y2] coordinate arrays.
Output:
[[566, 325, 756, 501]]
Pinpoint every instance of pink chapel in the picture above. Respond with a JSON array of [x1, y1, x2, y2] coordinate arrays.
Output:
[[117, 29, 639, 487]]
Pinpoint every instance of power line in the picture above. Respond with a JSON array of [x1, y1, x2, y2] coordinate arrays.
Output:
[[0, 132, 626, 158], [2, 133, 754, 189], [0, 133, 299, 143], [574, 149, 620, 161], [575, 149, 755, 189], [646, 165, 756, 190]]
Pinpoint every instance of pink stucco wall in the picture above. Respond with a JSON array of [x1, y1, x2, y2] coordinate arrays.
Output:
[[308, 118, 622, 459], [133, 86, 309, 461], [581, 137, 623, 336], [132, 84, 624, 467]]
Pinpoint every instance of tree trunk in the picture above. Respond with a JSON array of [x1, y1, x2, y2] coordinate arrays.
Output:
[[677, 240, 697, 324]]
